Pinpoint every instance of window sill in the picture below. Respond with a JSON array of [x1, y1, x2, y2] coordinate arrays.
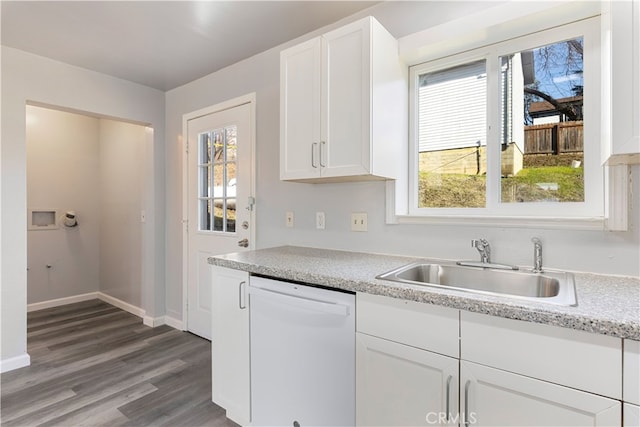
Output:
[[385, 180, 610, 231], [388, 213, 606, 231], [385, 161, 629, 233]]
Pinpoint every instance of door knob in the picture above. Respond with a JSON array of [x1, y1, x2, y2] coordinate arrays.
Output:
[[238, 238, 249, 248]]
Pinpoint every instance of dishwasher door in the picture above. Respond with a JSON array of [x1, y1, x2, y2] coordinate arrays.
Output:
[[249, 276, 355, 427]]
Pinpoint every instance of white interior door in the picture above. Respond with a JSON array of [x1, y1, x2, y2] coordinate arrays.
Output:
[[186, 101, 254, 339]]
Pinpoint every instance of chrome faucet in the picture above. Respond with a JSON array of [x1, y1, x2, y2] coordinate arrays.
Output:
[[457, 238, 518, 270], [471, 239, 491, 264], [531, 237, 543, 273]]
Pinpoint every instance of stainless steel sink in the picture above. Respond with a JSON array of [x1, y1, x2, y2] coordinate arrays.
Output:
[[376, 262, 577, 306]]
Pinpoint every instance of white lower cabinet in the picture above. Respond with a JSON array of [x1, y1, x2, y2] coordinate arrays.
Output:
[[211, 266, 250, 426], [356, 333, 458, 426], [356, 293, 625, 426], [624, 340, 640, 427], [624, 339, 640, 406], [624, 403, 640, 427], [461, 361, 621, 427], [356, 334, 622, 427]]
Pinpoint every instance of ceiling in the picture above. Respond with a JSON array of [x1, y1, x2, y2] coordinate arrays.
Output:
[[1, 1, 379, 91]]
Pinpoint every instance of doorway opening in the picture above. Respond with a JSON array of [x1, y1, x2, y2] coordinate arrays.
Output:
[[26, 103, 151, 318]]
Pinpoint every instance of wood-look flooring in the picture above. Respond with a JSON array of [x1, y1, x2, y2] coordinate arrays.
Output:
[[0, 299, 239, 427]]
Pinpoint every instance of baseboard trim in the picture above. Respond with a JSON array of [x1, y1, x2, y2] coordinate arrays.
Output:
[[96, 292, 145, 319], [164, 315, 184, 330], [27, 292, 99, 312], [0, 353, 31, 373], [143, 315, 183, 330], [143, 315, 166, 328]]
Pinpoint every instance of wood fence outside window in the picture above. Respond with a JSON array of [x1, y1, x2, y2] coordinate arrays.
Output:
[[524, 121, 584, 154]]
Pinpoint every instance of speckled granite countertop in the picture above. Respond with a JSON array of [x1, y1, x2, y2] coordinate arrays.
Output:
[[208, 246, 640, 340]]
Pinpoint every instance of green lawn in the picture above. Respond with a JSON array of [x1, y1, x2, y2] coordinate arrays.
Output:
[[419, 166, 584, 208]]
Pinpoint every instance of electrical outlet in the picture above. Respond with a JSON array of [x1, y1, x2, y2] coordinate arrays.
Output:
[[316, 212, 325, 230], [286, 211, 294, 228], [351, 212, 368, 232]]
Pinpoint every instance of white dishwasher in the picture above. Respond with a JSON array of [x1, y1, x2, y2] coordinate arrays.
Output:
[[248, 276, 355, 427]]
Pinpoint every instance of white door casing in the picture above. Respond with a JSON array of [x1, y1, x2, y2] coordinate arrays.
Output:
[[183, 94, 255, 339]]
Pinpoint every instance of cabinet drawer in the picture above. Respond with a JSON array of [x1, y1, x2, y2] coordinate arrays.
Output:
[[461, 311, 622, 399], [624, 339, 640, 405], [356, 293, 459, 358]]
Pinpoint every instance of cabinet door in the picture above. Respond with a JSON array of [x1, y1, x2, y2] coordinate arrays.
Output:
[[356, 333, 459, 426], [321, 18, 371, 178], [609, 0, 640, 159], [211, 266, 250, 426], [624, 403, 640, 427], [624, 339, 640, 405], [460, 361, 621, 427], [280, 37, 322, 180]]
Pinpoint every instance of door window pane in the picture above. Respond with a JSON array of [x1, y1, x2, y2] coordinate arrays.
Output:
[[199, 199, 212, 231], [226, 199, 236, 233], [500, 38, 584, 203], [226, 127, 237, 161], [197, 125, 238, 232], [199, 132, 211, 164], [212, 199, 224, 231], [213, 164, 224, 198], [416, 60, 487, 208], [199, 166, 210, 198], [212, 130, 224, 162]]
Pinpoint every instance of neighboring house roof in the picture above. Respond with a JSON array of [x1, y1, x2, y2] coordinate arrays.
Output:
[[529, 95, 583, 117]]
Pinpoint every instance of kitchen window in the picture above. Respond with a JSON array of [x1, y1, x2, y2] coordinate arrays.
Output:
[[406, 18, 603, 222]]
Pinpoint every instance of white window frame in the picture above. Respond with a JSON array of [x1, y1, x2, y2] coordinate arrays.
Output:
[[409, 52, 491, 216], [389, 14, 609, 230]]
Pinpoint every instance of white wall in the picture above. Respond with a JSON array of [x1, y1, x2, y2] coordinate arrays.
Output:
[[26, 106, 101, 303], [99, 119, 146, 307], [165, 1, 640, 321], [1, 46, 165, 371]]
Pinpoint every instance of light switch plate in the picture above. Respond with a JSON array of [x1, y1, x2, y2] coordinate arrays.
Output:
[[286, 211, 294, 228], [351, 212, 367, 232], [316, 212, 325, 230]]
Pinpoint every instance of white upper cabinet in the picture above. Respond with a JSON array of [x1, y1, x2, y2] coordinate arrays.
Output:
[[603, 0, 640, 164], [280, 16, 407, 182]]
